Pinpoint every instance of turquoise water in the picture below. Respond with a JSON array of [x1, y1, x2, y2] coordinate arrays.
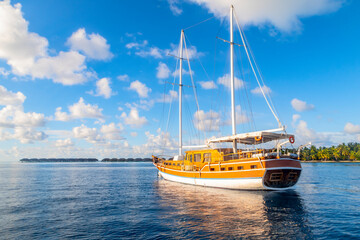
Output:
[[0, 162, 359, 239]]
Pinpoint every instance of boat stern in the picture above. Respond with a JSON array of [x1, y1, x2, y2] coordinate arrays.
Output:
[[263, 168, 301, 190]]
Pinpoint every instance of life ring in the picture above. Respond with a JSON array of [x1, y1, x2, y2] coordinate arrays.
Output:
[[289, 136, 295, 144], [255, 136, 262, 141]]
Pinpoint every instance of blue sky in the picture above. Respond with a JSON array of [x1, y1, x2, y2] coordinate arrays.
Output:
[[0, 0, 359, 161]]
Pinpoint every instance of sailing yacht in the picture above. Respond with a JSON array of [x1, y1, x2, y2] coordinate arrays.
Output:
[[153, 6, 302, 190]]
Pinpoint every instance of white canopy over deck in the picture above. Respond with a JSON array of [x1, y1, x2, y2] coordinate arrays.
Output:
[[206, 127, 294, 145]]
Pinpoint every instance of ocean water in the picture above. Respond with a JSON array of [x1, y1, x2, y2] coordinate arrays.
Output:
[[0, 162, 359, 239]]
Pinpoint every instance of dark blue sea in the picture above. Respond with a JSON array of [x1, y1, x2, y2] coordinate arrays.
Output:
[[0, 162, 359, 239]]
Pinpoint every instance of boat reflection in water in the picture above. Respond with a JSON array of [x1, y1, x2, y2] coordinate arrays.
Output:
[[155, 179, 313, 239]]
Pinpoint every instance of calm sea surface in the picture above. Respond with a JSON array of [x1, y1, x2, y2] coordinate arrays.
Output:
[[0, 162, 359, 239]]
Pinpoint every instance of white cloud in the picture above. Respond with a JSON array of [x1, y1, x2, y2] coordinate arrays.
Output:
[[183, 0, 343, 33], [235, 105, 249, 125], [29, 51, 90, 85], [121, 108, 148, 128], [0, 67, 10, 77], [169, 44, 202, 59], [125, 40, 148, 49], [13, 127, 47, 144], [172, 68, 194, 77], [125, 99, 155, 111], [156, 62, 171, 79], [73, 124, 103, 143], [133, 128, 177, 155], [130, 132, 138, 137], [292, 114, 301, 126], [127, 39, 202, 60], [295, 120, 336, 146], [0, 85, 46, 144], [0, 1, 48, 72], [217, 73, 244, 90], [0, 105, 45, 128], [194, 110, 221, 132], [157, 90, 178, 103], [168, 0, 183, 15], [344, 122, 360, 134], [55, 97, 103, 121], [95, 77, 113, 99], [129, 80, 151, 98], [67, 28, 113, 60], [135, 47, 163, 59], [199, 81, 217, 90], [0, 85, 26, 106], [291, 98, 314, 112], [224, 105, 249, 125], [72, 122, 125, 144], [117, 74, 129, 82], [0, 127, 47, 144], [100, 122, 124, 140], [55, 138, 74, 147], [251, 85, 272, 95], [0, 1, 93, 85]]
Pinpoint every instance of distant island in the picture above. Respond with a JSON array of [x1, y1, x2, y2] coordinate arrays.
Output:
[[20, 158, 99, 163], [19, 158, 153, 163], [299, 142, 360, 161]]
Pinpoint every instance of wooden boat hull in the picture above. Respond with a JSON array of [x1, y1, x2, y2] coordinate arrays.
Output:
[[155, 158, 302, 190], [159, 171, 264, 190]]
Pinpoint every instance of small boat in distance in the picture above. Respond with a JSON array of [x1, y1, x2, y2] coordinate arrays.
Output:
[[153, 5, 304, 190]]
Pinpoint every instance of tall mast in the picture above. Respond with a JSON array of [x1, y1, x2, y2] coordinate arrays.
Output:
[[178, 30, 184, 156], [230, 5, 237, 153]]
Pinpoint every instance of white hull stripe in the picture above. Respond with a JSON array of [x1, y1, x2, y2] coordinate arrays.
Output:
[[159, 171, 265, 190]]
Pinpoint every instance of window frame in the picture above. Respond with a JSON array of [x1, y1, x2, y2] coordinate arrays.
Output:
[[194, 154, 201, 162]]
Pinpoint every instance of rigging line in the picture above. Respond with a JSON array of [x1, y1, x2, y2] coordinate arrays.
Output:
[[165, 39, 181, 134], [184, 34, 218, 140], [183, 89, 201, 145], [237, 42, 256, 131], [152, 69, 169, 155], [184, 16, 216, 31], [184, 35, 213, 83], [234, 43, 248, 133], [242, 32, 280, 122], [183, 34, 205, 141], [233, 10, 282, 128]]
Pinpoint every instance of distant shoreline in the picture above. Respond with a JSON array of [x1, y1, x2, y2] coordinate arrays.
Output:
[[301, 160, 360, 163], [19, 158, 153, 163]]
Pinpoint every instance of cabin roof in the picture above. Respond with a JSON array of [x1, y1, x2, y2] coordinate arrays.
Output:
[[207, 129, 294, 145]]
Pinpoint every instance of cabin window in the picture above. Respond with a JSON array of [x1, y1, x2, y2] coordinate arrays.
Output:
[[228, 167, 233, 170], [251, 165, 257, 169], [189, 155, 193, 163], [194, 154, 201, 162], [210, 168, 215, 171], [221, 167, 225, 171], [237, 166, 243, 170], [203, 153, 211, 162]]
